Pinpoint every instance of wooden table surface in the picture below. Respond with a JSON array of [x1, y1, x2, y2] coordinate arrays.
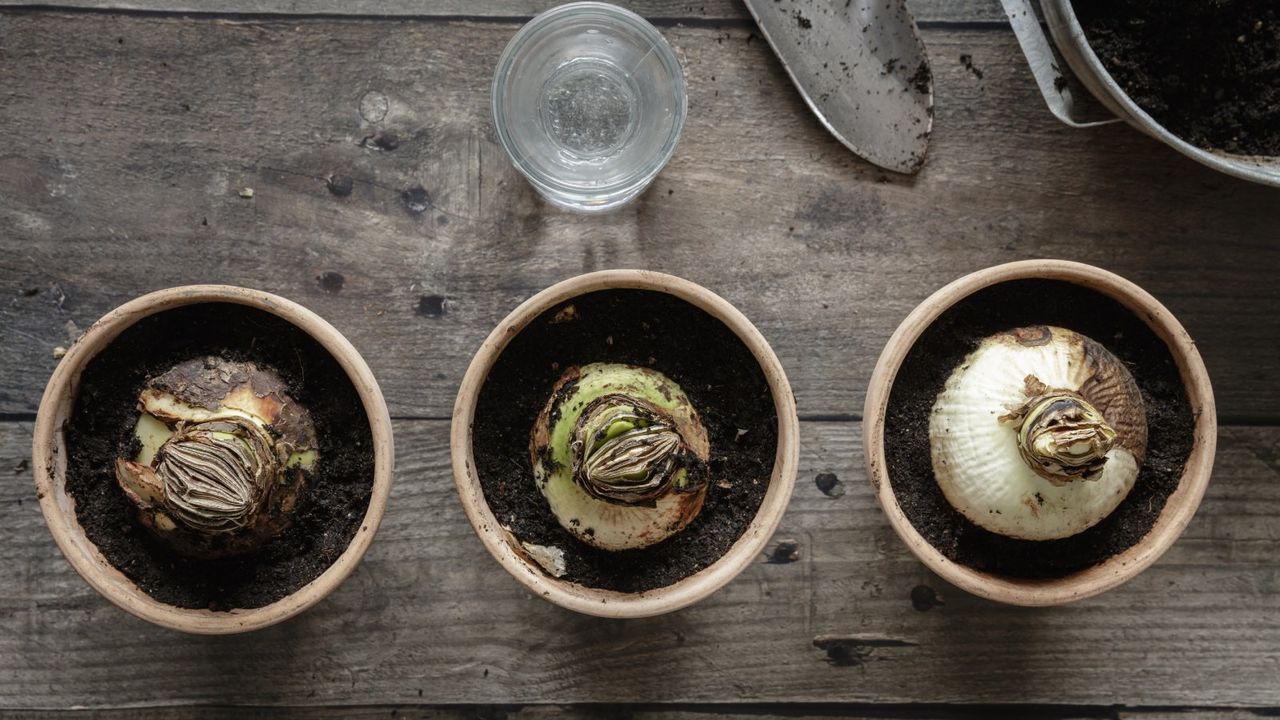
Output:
[[1, 1, 1278, 718]]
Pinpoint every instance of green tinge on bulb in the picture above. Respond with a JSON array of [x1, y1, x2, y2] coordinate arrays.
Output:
[[530, 362, 711, 552]]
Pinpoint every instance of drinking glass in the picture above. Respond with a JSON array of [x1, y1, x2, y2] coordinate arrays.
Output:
[[492, 2, 687, 212]]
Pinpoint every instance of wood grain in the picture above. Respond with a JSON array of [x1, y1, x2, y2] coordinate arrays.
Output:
[[1, 14, 1277, 423], [2, 6, 1278, 716], [0, 0, 1006, 23], [1, 419, 1277, 709], [0, 706, 1271, 719]]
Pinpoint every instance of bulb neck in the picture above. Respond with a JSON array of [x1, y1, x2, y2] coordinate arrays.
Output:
[[1015, 391, 1117, 485], [571, 395, 687, 505]]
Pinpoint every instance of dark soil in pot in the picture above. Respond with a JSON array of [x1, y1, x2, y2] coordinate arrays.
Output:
[[884, 279, 1195, 579], [473, 289, 778, 593], [63, 303, 374, 610], [1074, 0, 1280, 156]]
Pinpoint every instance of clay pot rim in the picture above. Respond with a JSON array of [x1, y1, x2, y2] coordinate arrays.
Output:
[[451, 269, 800, 618], [32, 285, 394, 634], [863, 259, 1217, 606]]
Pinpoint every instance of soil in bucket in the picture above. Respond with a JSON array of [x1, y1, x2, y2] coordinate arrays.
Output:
[[1075, 0, 1280, 156]]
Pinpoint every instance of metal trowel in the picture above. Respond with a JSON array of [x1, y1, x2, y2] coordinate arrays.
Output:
[[743, 0, 934, 173]]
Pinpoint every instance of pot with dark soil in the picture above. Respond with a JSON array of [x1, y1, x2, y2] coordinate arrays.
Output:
[[1002, 0, 1280, 186], [451, 270, 799, 617], [864, 260, 1216, 605], [1073, 0, 1279, 158], [33, 286, 393, 633]]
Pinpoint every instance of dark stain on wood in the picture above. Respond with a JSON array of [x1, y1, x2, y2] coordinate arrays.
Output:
[[794, 188, 886, 242], [416, 295, 449, 317], [361, 131, 400, 152], [959, 53, 985, 80], [766, 539, 800, 564], [813, 634, 918, 667], [326, 175, 354, 197], [815, 472, 844, 498], [317, 271, 345, 294], [910, 584, 944, 611], [402, 186, 432, 215]]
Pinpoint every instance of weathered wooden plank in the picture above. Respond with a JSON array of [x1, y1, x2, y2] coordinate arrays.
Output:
[[1, 419, 1277, 708], [0, 704, 1270, 719], [0, 0, 1007, 23], [2, 15, 1277, 423], [1115, 713, 1271, 720]]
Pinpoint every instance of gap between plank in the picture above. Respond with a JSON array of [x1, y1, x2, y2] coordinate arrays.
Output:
[[0, 4, 1011, 31], [2, 703, 1276, 718]]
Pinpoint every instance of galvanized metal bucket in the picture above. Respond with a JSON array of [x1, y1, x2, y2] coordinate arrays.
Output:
[[1003, 0, 1280, 187]]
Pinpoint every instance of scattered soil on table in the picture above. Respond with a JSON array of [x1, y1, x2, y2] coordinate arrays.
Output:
[[63, 303, 374, 610], [884, 280, 1195, 578], [1074, 0, 1280, 156], [473, 290, 778, 593]]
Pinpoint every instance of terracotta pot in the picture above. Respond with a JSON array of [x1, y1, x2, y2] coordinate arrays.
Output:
[[33, 286, 394, 634], [452, 270, 799, 617], [864, 259, 1217, 606]]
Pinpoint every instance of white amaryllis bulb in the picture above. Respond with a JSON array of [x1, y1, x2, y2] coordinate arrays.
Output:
[[530, 363, 710, 552], [929, 326, 1147, 541]]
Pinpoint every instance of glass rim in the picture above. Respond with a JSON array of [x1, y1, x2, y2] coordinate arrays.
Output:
[[490, 1, 688, 199]]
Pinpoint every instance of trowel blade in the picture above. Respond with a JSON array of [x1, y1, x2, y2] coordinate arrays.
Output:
[[743, 0, 935, 173]]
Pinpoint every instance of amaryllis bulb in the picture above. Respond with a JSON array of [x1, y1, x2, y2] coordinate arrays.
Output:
[[529, 363, 710, 553], [114, 357, 318, 558], [929, 326, 1147, 541]]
